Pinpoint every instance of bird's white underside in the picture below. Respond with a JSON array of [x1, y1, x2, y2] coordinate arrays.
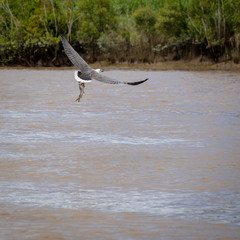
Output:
[[74, 71, 92, 83]]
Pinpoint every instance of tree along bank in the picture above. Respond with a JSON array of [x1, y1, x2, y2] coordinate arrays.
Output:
[[1, 0, 240, 67]]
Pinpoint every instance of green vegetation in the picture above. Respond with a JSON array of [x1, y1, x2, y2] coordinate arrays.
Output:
[[0, 0, 240, 66]]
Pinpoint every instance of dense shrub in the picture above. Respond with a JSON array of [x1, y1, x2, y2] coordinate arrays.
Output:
[[0, 0, 240, 65]]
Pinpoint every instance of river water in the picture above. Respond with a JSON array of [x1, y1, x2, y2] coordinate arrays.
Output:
[[0, 69, 240, 239]]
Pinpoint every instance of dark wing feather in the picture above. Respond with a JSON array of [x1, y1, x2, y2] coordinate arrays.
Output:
[[126, 79, 149, 85], [61, 36, 92, 72], [91, 71, 148, 85]]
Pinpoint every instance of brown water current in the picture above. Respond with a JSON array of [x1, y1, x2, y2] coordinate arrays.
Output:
[[0, 69, 240, 239]]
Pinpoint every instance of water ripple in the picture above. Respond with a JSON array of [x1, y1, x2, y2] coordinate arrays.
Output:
[[0, 129, 191, 145], [0, 181, 239, 225]]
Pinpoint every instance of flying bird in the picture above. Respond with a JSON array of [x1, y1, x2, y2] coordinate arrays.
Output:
[[60, 36, 148, 102]]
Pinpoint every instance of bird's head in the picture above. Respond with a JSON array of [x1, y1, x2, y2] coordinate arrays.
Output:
[[95, 68, 104, 73]]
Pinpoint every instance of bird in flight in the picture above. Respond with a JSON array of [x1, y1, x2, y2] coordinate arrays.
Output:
[[61, 36, 148, 102]]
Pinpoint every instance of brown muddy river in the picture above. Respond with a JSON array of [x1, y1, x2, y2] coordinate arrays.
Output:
[[0, 69, 240, 239]]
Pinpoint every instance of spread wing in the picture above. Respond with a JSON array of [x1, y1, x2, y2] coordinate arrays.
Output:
[[61, 35, 149, 86], [91, 71, 148, 85], [61, 36, 92, 72]]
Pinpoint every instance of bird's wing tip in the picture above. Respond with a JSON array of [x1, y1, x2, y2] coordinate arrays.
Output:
[[127, 78, 149, 86]]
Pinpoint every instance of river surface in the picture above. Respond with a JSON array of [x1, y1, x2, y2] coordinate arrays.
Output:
[[0, 69, 240, 239]]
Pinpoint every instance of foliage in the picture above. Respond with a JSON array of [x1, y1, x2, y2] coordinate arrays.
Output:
[[0, 0, 240, 65], [112, 0, 165, 14], [155, 0, 188, 41], [133, 6, 157, 36], [77, 0, 117, 43]]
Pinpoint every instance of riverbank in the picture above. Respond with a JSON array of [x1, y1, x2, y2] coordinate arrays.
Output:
[[1, 60, 240, 72]]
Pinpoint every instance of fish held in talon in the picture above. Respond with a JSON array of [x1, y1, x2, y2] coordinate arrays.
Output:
[[75, 82, 85, 102], [60, 36, 149, 102]]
